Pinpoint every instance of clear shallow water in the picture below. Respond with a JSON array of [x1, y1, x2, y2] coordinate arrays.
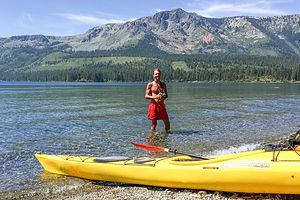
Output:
[[0, 82, 300, 194]]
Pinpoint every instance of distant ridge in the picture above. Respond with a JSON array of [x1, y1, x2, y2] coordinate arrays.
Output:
[[1, 8, 300, 56]]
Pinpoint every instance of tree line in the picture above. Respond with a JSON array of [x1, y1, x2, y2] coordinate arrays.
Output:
[[1, 55, 299, 82]]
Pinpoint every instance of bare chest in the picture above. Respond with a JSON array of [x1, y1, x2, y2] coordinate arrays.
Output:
[[151, 82, 164, 93]]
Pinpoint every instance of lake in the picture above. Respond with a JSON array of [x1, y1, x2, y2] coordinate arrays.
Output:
[[0, 82, 299, 197]]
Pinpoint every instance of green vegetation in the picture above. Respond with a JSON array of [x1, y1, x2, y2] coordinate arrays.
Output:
[[172, 61, 191, 72], [0, 47, 299, 82], [28, 55, 149, 72]]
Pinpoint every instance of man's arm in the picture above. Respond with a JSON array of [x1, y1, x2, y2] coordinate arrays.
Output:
[[162, 82, 168, 99]]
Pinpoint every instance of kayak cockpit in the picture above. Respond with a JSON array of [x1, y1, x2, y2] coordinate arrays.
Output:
[[169, 150, 265, 166]]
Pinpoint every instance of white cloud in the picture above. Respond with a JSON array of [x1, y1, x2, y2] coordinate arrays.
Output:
[[189, 0, 287, 17], [17, 13, 35, 32], [154, 8, 164, 13], [19, 13, 33, 25], [55, 13, 127, 25]]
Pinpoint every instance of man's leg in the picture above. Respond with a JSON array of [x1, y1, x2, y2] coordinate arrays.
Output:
[[151, 119, 157, 131], [163, 119, 170, 132]]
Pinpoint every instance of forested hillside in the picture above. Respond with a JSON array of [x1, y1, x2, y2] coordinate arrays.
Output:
[[1, 49, 299, 82]]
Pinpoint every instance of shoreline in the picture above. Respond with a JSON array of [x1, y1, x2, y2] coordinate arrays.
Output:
[[1, 80, 300, 84], [2, 180, 300, 200]]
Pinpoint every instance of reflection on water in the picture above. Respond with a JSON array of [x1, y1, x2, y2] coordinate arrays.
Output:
[[146, 131, 168, 157], [0, 82, 300, 196], [147, 131, 168, 147], [38, 171, 88, 189]]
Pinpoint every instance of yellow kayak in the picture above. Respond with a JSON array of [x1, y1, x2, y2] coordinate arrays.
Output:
[[35, 149, 300, 194]]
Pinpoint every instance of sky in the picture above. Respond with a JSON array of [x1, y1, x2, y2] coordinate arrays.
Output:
[[0, 0, 299, 37]]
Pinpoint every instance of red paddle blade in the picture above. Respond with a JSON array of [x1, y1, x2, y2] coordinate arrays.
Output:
[[129, 141, 165, 152]]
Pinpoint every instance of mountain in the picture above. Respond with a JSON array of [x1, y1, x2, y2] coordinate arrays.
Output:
[[1, 8, 300, 56]]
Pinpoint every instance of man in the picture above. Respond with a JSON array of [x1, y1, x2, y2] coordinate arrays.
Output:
[[145, 68, 170, 132]]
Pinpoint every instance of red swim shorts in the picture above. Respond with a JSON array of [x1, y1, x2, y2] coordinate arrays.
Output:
[[147, 102, 169, 120]]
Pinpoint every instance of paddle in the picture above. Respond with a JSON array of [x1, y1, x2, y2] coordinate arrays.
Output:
[[129, 141, 212, 160]]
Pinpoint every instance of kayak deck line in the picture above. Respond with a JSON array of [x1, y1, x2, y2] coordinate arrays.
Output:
[[272, 148, 300, 162], [36, 149, 300, 167], [35, 153, 172, 167]]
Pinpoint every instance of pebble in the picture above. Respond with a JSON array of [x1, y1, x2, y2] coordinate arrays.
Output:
[[2, 180, 300, 200]]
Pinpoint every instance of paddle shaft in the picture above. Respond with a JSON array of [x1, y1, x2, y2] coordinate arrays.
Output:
[[165, 148, 211, 160], [130, 141, 212, 160]]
